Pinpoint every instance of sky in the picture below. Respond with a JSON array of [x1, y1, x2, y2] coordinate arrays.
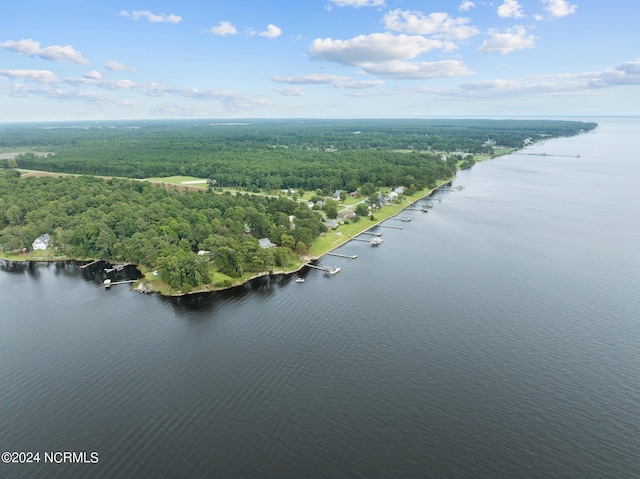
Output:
[[0, 0, 638, 121]]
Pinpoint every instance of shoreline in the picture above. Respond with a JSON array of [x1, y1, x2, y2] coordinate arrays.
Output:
[[0, 180, 453, 296], [0, 152, 506, 296]]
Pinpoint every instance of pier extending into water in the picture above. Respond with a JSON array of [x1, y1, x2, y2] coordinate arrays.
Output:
[[104, 279, 137, 288], [327, 252, 358, 259]]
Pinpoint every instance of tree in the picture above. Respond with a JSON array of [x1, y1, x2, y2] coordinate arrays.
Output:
[[355, 203, 369, 217], [323, 199, 338, 219]]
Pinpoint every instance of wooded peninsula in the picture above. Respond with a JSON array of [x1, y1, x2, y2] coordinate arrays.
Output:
[[0, 119, 597, 294]]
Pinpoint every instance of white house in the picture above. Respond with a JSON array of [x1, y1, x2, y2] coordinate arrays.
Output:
[[32, 233, 50, 251]]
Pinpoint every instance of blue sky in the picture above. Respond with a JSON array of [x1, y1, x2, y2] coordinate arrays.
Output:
[[0, 0, 638, 121]]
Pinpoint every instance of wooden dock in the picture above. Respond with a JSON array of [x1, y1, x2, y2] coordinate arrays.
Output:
[[104, 279, 137, 288], [306, 263, 341, 275], [105, 262, 135, 273], [327, 252, 357, 259], [379, 224, 403, 230], [359, 231, 382, 236], [80, 259, 103, 269]]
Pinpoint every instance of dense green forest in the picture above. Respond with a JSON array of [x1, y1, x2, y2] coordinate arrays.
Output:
[[0, 171, 326, 291], [2, 119, 596, 192], [0, 119, 597, 292]]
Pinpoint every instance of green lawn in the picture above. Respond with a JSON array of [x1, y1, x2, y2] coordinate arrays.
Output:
[[145, 176, 208, 185]]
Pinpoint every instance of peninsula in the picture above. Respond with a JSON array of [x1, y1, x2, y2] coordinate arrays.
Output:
[[0, 119, 597, 295]]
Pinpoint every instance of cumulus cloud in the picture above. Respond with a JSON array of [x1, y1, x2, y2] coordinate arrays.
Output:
[[208, 21, 237, 36], [540, 0, 577, 18], [0, 69, 58, 84], [105, 60, 134, 71], [84, 70, 102, 80], [248, 24, 282, 39], [382, 9, 479, 41], [359, 60, 474, 79], [0, 39, 89, 64], [497, 0, 525, 18], [477, 26, 537, 54], [309, 32, 446, 65], [308, 32, 474, 80], [119, 10, 182, 24], [459, 1, 476, 11], [328, 0, 385, 7]]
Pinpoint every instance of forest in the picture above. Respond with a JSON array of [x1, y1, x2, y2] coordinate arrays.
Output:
[[0, 119, 597, 292], [2, 119, 596, 192]]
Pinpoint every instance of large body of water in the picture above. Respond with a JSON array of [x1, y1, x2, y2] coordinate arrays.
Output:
[[1, 119, 639, 478]]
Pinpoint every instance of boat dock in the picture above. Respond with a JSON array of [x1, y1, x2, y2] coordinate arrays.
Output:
[[81, 259, 104, 269], [105, 262, 135, 273], [305, 263, 341, 275], [327, 252, 357, 259], [104, 279, 137, 288], [378, 224, 403, 230]]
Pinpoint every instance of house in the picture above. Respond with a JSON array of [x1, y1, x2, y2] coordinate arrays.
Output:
[[258, 238, 277, 249], [337, 210, 356, 220], [324, 219, 339, 230], [332, 190, 343, 200], [32, 233, 50, 251]]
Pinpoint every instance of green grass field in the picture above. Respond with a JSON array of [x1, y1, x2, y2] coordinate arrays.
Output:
[[145, 176, 209, 185]]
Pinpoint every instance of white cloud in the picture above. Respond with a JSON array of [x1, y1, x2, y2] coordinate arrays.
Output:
[[497, 0, 525, 18], [209, 21, 237, 36], [540, 0, 577, 18], [382, 9, 479, 41], [275, 86, 306, 96], [105, 60, 134, 71], [430, 59, 640, 99], [459, 1, 476, 11], [359, 60, 474, 79], [434, 78, 586, 98], [328, 0, 385, 7], [340, 80, 385, 89], [119, 10, 182, 24], [0, 69, 58, 84], [589, 59, 640, 87], [477, 26, 537, 54], [84, 70, 102, 80], [270, 74, 352, 85], [269, 73, 383, 89], [309, 33, 446, 65], [249, 24, 282, 39], [0, 39, 89, 64]]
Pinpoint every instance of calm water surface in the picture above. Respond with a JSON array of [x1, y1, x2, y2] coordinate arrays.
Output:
[[1, 119, 639, 478]]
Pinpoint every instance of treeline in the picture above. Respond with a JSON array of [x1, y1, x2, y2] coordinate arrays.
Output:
[[4, 119, 597, 192], [0, 172, 326, 292]]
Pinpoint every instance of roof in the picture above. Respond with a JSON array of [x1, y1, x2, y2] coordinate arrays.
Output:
[[34, 233, 50, 245], [258, 238, 276, 249]]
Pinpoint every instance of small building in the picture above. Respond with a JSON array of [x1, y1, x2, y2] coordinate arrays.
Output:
[[32, 233, 50, 251], [332, 190, 343, 200], [258, 238, 277, 249]]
